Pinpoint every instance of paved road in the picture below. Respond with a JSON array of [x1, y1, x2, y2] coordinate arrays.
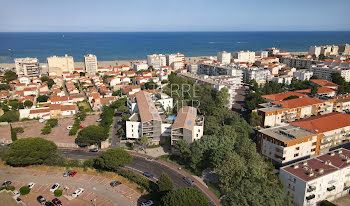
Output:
[[231, 86, 249, 114], [0, 167, 133, 206], [109, 112, 121, 148]]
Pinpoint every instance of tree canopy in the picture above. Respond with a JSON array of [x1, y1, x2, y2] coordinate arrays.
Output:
[[158, 172, 174, 193], [94, 148, 133, 171], [4, 71, 17, 83], [0, 111, 19, 122], [37, 95, 49, 102], [76, 125, 107, 146], [161, 188, 209, 206], [4, 137, 58, 166]]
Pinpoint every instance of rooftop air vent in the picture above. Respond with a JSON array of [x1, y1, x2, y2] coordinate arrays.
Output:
[[292, 164, 299, 169], [307, 171, 314, 177], [339, 150, 343, 154], [303, 162, 308, 166], [317, 168, 324, 174]]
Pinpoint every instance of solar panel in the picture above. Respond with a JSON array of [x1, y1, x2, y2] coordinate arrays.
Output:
[[154, 113, 158, 117], [148, 100, 151, 103], [150, 106, 154, 110], [187, 120, 192, 125], [190, 109, 194, 114]]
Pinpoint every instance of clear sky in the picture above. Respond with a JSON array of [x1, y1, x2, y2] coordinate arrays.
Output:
[[1, 0, 350, 32]]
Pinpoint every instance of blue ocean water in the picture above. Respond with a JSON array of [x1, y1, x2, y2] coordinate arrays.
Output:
[[0, 32, 350, 63]]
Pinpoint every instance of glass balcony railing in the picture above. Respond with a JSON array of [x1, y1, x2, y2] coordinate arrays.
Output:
[[327, 186, 336, 191]]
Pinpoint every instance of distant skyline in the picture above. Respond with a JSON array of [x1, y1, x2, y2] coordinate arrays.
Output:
[[1, 0, 350, 32]]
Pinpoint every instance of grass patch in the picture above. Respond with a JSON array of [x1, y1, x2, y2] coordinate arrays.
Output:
[[207, 182, 221, 198], [77, 101, 93, 112]]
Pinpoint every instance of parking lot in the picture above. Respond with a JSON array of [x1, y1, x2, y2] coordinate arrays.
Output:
[[0, 165, 141, 206], [0, 114, 100, 146]]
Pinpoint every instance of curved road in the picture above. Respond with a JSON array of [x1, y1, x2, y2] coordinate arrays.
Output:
[[59, 149, 219, 206]]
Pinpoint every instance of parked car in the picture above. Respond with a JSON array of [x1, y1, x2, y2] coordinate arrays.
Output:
[[50, 183, 60, 192], [28, 182, 35, 189], [13, 190, 20, 197], [0, 142, 5, 146], [143, 172, 153, 178], [45, 202, 55, 206], [52, 198, 62, 206], [39, 118, 45, 123], [183, 177, 194, 185], [145, 157, 153, 161], [110, 181, 121, 187], [55, 124, 61, 127], [1, 180, 12, 187], [96, 118, 102, 122], [89, 148, 98, 152], [63, 170, 71, 177], [72, 188, 84, 197], [141, 200, 154, 206], [37, 195, 46, 205], [79, 125, 84, 129], [66, 125, 73, 130], [69, 171, 77, 177]]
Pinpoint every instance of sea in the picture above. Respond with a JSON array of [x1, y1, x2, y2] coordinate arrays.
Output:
[[0, 32, 350, 63]]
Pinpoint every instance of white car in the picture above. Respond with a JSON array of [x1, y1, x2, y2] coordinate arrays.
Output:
[[72, 188, 84, 197], [28, 182, 35, 189], [66, 126, 73, 130], [141, 200, 154, 206], [39, 118, 45, 123], [96, 118, 102, 122], [50, 183, 60, 192], [13, 190, 20, 197]]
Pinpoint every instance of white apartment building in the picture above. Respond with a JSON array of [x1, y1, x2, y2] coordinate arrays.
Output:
[[47, 54, 74, 75], [14, 57, 40, 77], [255, 51, 269, 58], [280, 148, 350, 206], [308, 46, 321, 57], [310, 64, 350, 82], [293, 70, 314, 81], [147, 54, 166, 68], [272, 75, 293, 85], [217, 51, 231, 64], [232, 51, 255, 63], [187, 64, 198, 74], [338, 44, 350, 55], [242, 67, 272, 83], [84, 54, 98, 74], [320, 45, 339, 56], [166, 53, 185, 68], [133, 63, 148, 71]]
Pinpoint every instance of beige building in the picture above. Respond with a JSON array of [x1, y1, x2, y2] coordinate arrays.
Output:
[[166, 53, 185, 70], [232, 51, 255, 63], [14, 57, 40, 77], [84, 54, 98, 74], [217, 51, 231, 64], [47, 54, 74, 75], [339, 44, 350, 55]]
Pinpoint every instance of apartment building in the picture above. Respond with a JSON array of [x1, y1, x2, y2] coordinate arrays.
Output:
[[171, 106, 204, 145], [338, 44, 350, 55], [217, 51, 231, 64], [242, 67, 272, 84], [281, 57, 315, 68], [166, 53, 185, 69], [133, 63, 148, 71], [147, 54, 166, 68], [293, 70, 314, 81], [187, 64, 198, 74], [14, 58, 40, 77], [279, 148, 350, 206], [308, 46, 322, 57], [262, 92, 306, 102], [257, 97, 334, 127], [232, 51, 255, 63], [310, 64, 350, 82], [309, 79, 338, 90], [255, 51, 269, 58], [321, 45, 339, 56], [84, 54, 98, 74], [258, 112, 350, 166], [47, 54, 74, 75]]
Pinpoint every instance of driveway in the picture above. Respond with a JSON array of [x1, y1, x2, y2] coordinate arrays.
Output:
[[0, 166, 138, 206]]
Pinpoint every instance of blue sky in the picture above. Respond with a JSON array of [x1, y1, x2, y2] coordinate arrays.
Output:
[[1, 0, 350, 32]]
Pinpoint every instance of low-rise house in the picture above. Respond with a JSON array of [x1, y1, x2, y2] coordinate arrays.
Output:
[[310, 79, 338, 90]]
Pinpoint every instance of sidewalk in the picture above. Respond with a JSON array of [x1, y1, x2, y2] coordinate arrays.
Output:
[[127, 151, 221, 206]]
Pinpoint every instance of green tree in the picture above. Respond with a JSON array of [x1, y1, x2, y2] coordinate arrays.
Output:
[[76, 125, 107, 146], [47, 119, 58, 127], [37, 95, 49, 102], [216, 87, 229, 108], [0, 84, 11, 90], [310, 75, 319, 79], [249, 112, 262, 127], [19, 186, 30, 195], [144, 81, 158, 90], [311, 85, 319, 95], [24, 100, 33, 108], [41, 126, 52, 134], [174, 140, 191, 163], [158, 172, 174, 193], [8, 100, 19, 110], [4, 137, 58, 166], [4, 71, 17, 83], [0, 111, 19, 122], [161, 188, 209, 206], [320, 200, 337, 206], [94, 148, 133, 171], [54, 189, 63, 197], [112, 90, 121, 96], [10, 124, 17, 142], [137, 136, 149, 151]]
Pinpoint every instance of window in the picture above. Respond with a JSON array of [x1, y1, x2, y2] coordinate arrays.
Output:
[[296, 147, 300, 150], [294, 153, 299, 157], [312, 142, 317, 146], [311, 148, 316, 152]]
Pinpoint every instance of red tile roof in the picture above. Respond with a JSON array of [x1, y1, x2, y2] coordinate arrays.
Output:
[[273, 97, 323, 109], [310, 79, 338, 87], [262, 92, 305, 101], [294, 87, 335, 94], [291, 112, 350, 133]]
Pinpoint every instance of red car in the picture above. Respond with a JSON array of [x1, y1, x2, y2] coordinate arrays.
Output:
[[69, 171, 77, 177], [52, 198, 62, 206], [79, 126, 84, 129]]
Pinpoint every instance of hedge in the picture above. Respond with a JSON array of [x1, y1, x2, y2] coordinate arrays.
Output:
[[54, 189, 62, 197], [19, 186, 30, 195], [116, 169, 154, 192], [0, 186, 15, 191]]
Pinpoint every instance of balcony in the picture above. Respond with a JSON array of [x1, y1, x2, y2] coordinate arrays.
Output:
[[307, 186, 316, 192], [327, 186, 336, 192], [306, 194, 315, 201]]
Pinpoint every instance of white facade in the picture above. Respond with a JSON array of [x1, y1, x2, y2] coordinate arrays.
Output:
[[84, 54, 98, 74], [47, 54, 74, 74], [308, 46, 321, 57], [320, 45, 339, 56], [255, 51, 269, 58], [147, 54, 166, 68], [126, 120, 142, 139], [272, 76, 293, 85], [15, 58, 40, 77], [293, 70, 314, 81], [310, 64, 350, 82], [217, 51, 231, 64], [243, 67, 272, 83], [133, 63, 148, 71], [166, 53, 185, 67], [187, 64, 198, 74], [233, 51, 255, 63], [194, 125, 204, 141]]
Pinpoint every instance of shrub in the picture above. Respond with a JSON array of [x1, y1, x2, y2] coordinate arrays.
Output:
[[0, 186, 15, 191], [19, 186, 30, 195], [69, 127, 79, 136], [115, 169, 153, 192], [13, 127, 24, 133], [41, 126, 52, 134], [47, 119, 58, 128], [54, 189, 62, 197]]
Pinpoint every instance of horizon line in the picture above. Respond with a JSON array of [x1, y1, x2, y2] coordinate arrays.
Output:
[[1, 30, 350, 33]]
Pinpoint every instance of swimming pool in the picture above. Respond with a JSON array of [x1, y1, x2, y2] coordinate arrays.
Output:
[[168, 116, 176, 120]]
